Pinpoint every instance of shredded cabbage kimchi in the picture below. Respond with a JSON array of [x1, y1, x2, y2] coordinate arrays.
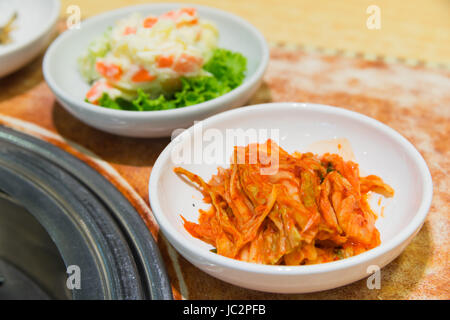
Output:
[[174, 140, 394, 265]]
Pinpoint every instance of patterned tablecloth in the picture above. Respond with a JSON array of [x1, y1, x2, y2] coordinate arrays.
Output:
[[0, 32, 449, 299]]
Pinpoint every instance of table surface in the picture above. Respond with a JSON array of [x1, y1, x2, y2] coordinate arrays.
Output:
[[60, 0, 450, 66]]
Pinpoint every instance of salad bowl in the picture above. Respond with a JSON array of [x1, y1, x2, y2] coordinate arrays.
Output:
[[149, 102, 433, 293], [43, 3, 269, 137], [0, 0, 59, 78]]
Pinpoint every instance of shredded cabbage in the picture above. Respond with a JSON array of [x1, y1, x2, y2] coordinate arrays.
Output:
[[78, 28, 112, 83]]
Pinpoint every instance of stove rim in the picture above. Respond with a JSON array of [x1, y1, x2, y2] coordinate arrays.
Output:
[[0, 125, 173, 300]]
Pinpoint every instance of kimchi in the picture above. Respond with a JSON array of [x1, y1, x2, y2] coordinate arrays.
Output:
[[174, 140, 394, 265]]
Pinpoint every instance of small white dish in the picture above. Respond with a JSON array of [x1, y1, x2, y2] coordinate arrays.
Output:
[[43, 3, 269, 137], [0, 0, 60, 78], [149, 102, 433, 293]]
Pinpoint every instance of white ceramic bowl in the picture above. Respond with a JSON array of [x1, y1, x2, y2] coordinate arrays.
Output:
[[149, 102, 433, 293], [0, 0, 59, 78], [43, 3, 269, 137]]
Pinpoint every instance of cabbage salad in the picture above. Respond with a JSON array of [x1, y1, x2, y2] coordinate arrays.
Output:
[[78, 8, 247, 111]]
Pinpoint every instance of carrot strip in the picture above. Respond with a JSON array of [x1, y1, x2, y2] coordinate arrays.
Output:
[[131, 67, 156, 82]]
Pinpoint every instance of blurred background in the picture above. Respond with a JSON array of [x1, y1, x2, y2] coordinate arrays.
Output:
[[60, 0, 450, 67]]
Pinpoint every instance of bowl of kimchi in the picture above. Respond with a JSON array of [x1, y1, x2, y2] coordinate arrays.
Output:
[[149, 102, 433, 293]]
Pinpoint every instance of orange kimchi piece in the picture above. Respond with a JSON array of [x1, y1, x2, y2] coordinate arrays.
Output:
[[174, 140, 394, 265]]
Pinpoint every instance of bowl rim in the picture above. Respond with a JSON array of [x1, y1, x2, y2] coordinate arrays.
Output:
[[42, 3, 269, 119], [0, 0, 60, 56], [149, 102, 433, 275]]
